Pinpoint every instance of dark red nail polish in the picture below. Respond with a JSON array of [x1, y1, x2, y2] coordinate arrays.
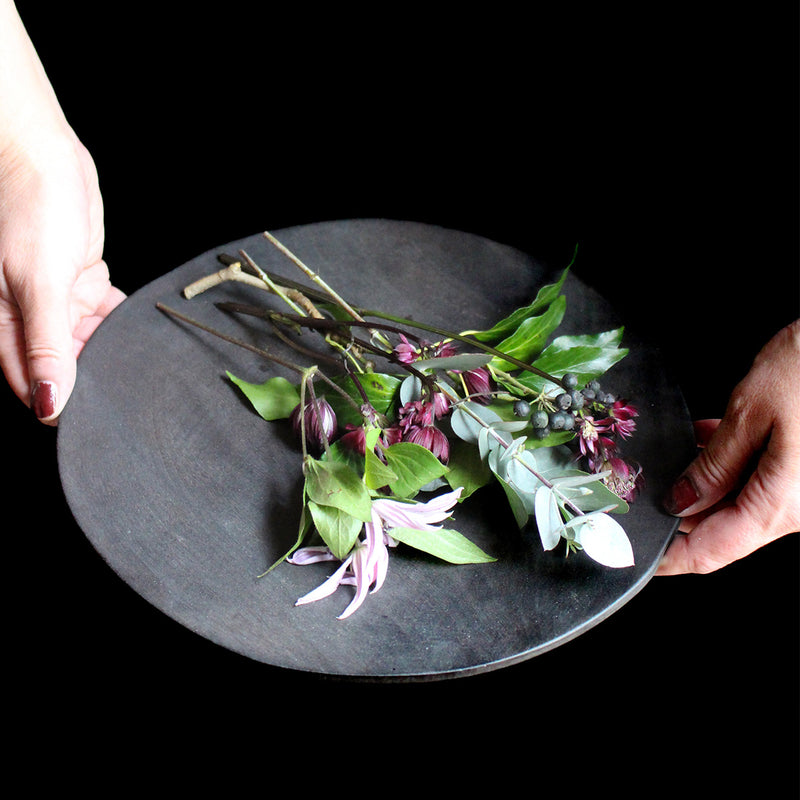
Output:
[[663, 475, 699, 515], [31, 381, 57, 420]]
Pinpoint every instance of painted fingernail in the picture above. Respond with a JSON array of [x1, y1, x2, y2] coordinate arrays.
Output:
[[663, 475, 699, 515], [31, 381, 57, 420]]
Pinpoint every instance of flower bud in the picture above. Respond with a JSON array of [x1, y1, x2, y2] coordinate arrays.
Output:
[[291, 397, 337, 452], [462, 367, 493, 404]]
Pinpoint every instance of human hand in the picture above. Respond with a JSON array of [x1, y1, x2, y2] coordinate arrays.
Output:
[[658, 321, 800, 574], [0, 1, 125, 424]]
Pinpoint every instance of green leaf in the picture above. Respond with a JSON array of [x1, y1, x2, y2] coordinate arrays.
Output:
[[382, 442, 449, 498], [444, 438, 493, 499], [307, 500, 364, 560], [227, 373, 300, 420], [359, 426, 397, 490], [466, 266, 570, 342], [303, 457, 373, 521], [515, 328, 628, 393], [489, 295, 567, 372], [326, 372, 401, 428], [388, 526, 496, 564]]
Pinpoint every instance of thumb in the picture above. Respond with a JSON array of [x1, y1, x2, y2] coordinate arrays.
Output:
[[23, 281, 76, 424], [663, 396, 769, 520]]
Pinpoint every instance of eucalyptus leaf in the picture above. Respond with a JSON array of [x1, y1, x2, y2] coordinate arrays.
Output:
[[494, 473, 530, 529], [573, 513, 635, 568], [413, 352, 495, 372], [227, 373, 300, 421], [534, 485, 563, 551], [549, 469, 630, 514], [387, 526, 496, 564]]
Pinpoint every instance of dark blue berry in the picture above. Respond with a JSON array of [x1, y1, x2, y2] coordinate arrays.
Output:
[[549, 411, 569, 430], [569, 389, 585, 410], [513, 400, 531, 417], [562, 372, 578, 390], [532, 425, 551, 439], [556, 392, 572, 410], [531, 409, 549, 429]]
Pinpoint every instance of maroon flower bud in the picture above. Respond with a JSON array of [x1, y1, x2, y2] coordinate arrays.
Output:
[[461, 367, 493, 404], [290, 397, 337, 452], [406, 424, 450, 464]]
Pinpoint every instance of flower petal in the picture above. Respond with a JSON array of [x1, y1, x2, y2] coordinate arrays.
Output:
[[287, 546, 339, 565], [337, 546, 372, 619], [294, 556, 353, 606]]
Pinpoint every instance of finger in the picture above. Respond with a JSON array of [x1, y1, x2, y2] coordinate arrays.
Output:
[[658, 422, 800, 574], [19, 278, 76, 424], [72, 285, 126, 353], [663, 385, 771, 519], [693, 418, 720, 448]]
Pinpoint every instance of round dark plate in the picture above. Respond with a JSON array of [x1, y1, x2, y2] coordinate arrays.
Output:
[[57, 219, 694, 681]]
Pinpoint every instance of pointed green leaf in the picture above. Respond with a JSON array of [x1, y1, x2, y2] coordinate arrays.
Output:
[[307, 500, 364, 560], [388, 526, 496, 564], [413, 353, 495, 372], [515, 328, 628, 393], [326, 372, 401, 428], [465, 266, 570, 342], [489, 295, 567, 371], [444, 438, 493, 499], [382, 442, 449, 498], [303, 458, 373, 521], [364, 447, 399, 491], [227, 373, 300, 420]]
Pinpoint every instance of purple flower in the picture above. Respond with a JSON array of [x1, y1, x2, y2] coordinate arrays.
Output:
[[603, 399, 638, 439], [406, 424, 450, 463], [289, 488, 463, 618], [392, 400, 450, 463], [599, 456, 645, 503], [460, 367, 493, 404], [290, 396, 337, 452], [392, 335, 458, 364], [393, 334, 418, 365], [577, 415, 615, 460]]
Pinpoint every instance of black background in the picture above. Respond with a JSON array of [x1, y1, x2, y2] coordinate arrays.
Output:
[[6, 3, 798, 786]]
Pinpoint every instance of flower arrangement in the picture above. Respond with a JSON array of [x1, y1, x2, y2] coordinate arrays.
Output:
[[158, 231, 643, 619]]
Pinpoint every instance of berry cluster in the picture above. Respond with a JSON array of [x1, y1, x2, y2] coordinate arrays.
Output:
[[513, 373, 618, 440]]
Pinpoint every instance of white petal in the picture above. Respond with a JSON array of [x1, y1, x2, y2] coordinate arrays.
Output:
[[574, 513, 635, 568]]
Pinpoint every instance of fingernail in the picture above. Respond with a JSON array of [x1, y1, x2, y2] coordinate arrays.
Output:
[[663, 475, 699, 515], [31, 381, 57, 421]]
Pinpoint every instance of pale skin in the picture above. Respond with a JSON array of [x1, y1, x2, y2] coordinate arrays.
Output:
[[0, 0, 125, 424], [0, 3, 797, 573]]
